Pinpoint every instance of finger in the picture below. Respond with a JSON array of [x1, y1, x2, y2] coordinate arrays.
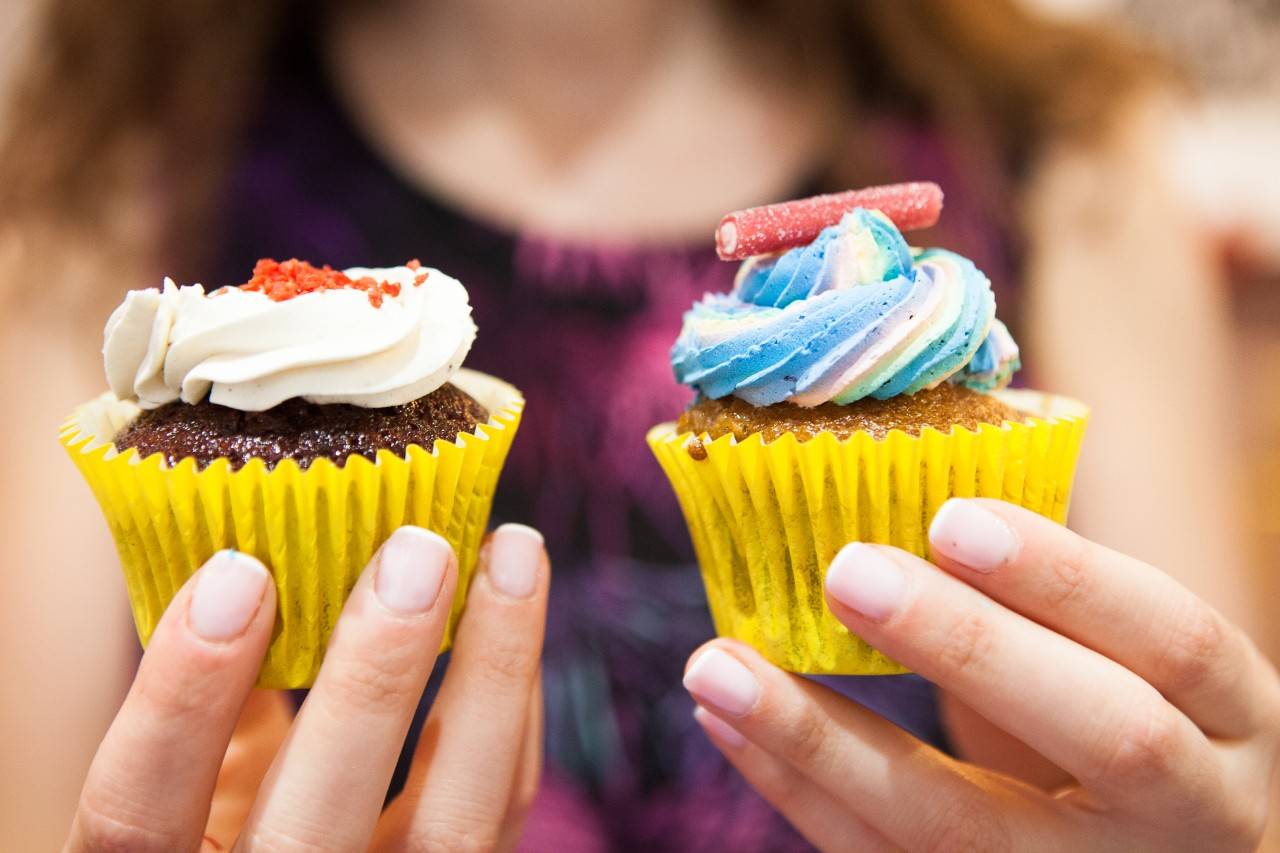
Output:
[[937, 691, 1074, 792], [496, 672, 544, 852], [68, 551, 274, 853], [693, 706, 900, 852], [203, 690, 292, 848], [928, 498, 1279, 738], [682, 640, 1065, 852], [384, 524, 550, 851], [236, 527, 457, 852], [824, 542, 1220, 811]]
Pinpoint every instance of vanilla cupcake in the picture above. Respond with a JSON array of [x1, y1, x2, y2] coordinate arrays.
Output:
[[649, 189, 1087, 674]]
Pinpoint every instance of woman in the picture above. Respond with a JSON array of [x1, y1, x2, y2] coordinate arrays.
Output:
[[1, 0, 1275, 849]]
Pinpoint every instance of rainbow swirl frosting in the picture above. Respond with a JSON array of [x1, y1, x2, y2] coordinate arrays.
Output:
[[671, 209, 1019, 406]]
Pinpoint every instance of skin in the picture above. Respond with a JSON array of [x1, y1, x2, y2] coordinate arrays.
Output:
[[0, 0, 1275, 847], [685, 498, 1280, 852], [64, 523, 550, 852], [1024, 93, 1258, 642], [322, 0, 845, 242]]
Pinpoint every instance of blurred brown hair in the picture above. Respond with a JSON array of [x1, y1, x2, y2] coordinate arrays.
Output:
[[0, 0, 1161, 297]]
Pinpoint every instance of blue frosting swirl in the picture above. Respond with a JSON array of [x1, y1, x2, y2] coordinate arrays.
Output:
[[672, 209, 1019, 407]]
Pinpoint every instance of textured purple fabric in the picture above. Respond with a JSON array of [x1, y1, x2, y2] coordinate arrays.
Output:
[[230, 35, 1018, 852]]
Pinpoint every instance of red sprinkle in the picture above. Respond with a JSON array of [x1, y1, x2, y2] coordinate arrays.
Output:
[[715, 182, 944, 261], [239, 258, 425, 307]]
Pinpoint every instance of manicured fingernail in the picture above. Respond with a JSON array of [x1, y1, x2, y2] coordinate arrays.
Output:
[[928, 499, 1020, 572], [189, 551, 269, 642], [694, 705, 747, 749], [826, 543, 907, 621], [487, 524, 543, 599], [683, 648, 760, 717], [375, 527, 450, 615]]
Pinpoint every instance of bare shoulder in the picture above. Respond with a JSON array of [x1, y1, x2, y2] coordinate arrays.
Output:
[[1017, 86, 1259, 635], [0, 288, 124, 592], [0, 277, 135, 850], [1024, 87, 1199, 247]]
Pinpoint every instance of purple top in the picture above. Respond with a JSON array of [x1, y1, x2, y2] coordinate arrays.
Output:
[[210, 35, 1019, 853]]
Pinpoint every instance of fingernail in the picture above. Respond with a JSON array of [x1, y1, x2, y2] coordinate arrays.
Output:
[[189, 551, 270, 642], [487, 524, 543, 599], [375, 527, 450, 615], [694, 705, 747, 749], [683, 648, 760, 717], [928, 499, 1020, 572], [825, 543, 907, 621]]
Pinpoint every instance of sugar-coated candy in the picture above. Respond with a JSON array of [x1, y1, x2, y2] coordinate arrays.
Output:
[[715, 182, 943, 261]]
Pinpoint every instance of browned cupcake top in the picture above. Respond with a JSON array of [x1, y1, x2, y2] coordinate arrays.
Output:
[[114, 382, 488, 470], [676, 383, 1026, 444]]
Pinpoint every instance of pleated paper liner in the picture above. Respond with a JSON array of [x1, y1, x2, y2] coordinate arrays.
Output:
[[60, 369, 523, 689], [648, 389, 1088, 675]]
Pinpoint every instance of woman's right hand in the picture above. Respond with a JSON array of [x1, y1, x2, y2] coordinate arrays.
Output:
[[64, 523, 550, 852]]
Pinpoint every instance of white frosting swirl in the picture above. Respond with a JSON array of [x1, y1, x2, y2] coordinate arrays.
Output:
[[103, 265, 477, 411]]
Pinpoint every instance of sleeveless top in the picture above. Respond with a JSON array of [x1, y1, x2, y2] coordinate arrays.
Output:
[[209, 34, 1019, 853]]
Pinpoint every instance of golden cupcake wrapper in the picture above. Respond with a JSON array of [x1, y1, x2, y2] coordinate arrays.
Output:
[[648, 390, 1088, 675], [61, 369, 523, 689]]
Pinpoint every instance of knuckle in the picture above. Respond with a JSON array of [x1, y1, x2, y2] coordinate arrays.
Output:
[[938, 611, 994, 679], [74, 795, 171, 853], [510, 780, 538, 823], [1043, 539, 1091, 608], [134, 663, 223, 722], [922, 793, 1010, 853], [1262, 665, 1280, 735], [322, 648, 423, 718], [471, 639, 538, 689], [1239, 642, 1280, 738], [1093, 697, 1181, 784], [1207, 796, 1271, 853], [1227, 794, 1271, 851], [242, 822, 333, 852], [408, 816, 501, 852], [1153, 605, 1227, 697], [782, 705, 832, 767], [503, 792, 539, 841], [518, 764, 543, 814], [504, 759, 542, 826]]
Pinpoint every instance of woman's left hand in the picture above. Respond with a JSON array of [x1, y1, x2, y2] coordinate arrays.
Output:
[[683, 498, 1280, 852]]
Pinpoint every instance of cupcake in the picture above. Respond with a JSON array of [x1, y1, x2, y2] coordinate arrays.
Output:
[[648, 185, 1087, 674], [62, 258, 523, 687]]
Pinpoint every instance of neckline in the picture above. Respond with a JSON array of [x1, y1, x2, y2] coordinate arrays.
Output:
[[301, 22, 832, 259]]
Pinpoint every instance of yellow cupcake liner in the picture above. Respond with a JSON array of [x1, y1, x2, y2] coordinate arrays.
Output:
[[648, 390, 1088, 675], [60, 369, 523, 689]]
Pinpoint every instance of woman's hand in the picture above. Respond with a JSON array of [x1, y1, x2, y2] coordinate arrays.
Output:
[[65, 523, 549, 852], [683, 499, 1280, 852]]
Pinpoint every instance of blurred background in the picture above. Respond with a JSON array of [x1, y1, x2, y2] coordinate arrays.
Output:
[[1, 0, 1278, 849]]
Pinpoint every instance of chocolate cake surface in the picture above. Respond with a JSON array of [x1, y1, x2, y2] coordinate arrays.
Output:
[[115, 382, 488, 469], [677, 383, 1026, 443]]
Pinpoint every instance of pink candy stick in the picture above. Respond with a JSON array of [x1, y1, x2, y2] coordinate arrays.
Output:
[[715, 182, 944, 261]]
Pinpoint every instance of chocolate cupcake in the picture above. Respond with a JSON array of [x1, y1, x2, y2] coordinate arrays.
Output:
[[63, 258, 524, 687], [101, 258, 491, 462], [648, 186, 1087, 675], [115, 385, 489, 470]]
